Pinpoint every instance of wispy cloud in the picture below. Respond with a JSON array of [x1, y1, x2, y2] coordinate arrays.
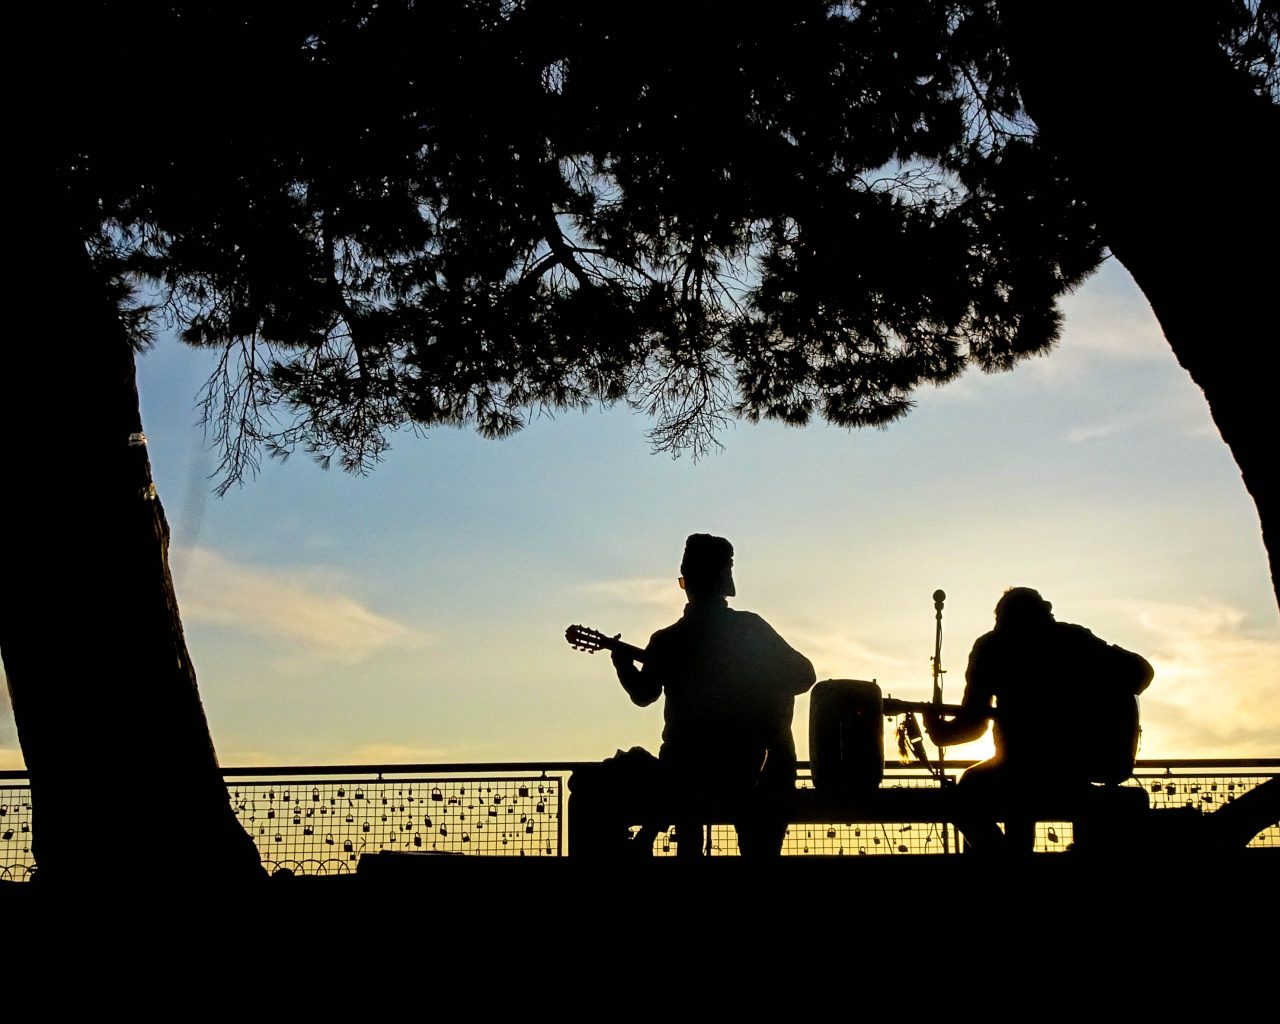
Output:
[[346, 742, 458, 764], [1039, 267, 1169, 372], [1065, 388, 1217, 444], [175, 547, 431, 667], [928, 265, 1166, 395], [1067, 420, 1124, 443], [568, 590, 913, 683], [580, 576, 679, 608], [1130, 601, 1280, 757], [783, 626, 915, 684], [1056, 301, 1168, 363], [217, 741, 458, 767]]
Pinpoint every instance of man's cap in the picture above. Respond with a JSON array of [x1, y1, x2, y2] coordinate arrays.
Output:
[[680, 534, 734, 581]]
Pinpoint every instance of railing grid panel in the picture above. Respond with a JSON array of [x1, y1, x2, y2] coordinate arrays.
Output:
[[0, 789, 34, 881], [0, 762, 1274, 878], [1137, 771, 1278, 849], [785, 774, 956, 857], [232, 776, 564, 874]]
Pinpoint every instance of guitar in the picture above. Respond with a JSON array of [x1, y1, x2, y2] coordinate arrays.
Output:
[[565, 624, 646, 663], [883, 696, 1141, 786]]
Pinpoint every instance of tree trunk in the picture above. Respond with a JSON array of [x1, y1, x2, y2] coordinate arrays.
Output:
[[0, 223, 265, 888], [1001, 2, 1280, 609]]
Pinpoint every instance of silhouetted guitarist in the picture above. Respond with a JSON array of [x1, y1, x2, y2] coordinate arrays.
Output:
[[609, 534, 816, 857], [924, 587, 1154, 852]]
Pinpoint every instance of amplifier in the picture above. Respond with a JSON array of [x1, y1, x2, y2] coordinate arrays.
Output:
[[808, 679, 884, 793]]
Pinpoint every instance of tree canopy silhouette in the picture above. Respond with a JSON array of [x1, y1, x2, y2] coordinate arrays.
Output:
[[6, 0, 1275, 884], [90, 2, 1280, 599], [93, 2, 1107, 474]]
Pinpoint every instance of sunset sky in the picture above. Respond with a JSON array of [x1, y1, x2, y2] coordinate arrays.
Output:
[[2, 258, 1277, 769]]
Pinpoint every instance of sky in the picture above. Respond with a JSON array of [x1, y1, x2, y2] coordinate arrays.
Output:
[[1, 258, 1277, 769]]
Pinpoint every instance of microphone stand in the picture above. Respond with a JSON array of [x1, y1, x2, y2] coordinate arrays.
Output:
[[930, 589, 951, 854], [931, 589, 946, 743], [890, 589, 954, 851]]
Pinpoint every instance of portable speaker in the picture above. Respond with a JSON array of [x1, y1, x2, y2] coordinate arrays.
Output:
[[809, 679, 884, 792]]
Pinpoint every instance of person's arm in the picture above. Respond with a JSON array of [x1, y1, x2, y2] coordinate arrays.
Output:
[[613, 642, 662, 707], [924, 703, 990, 747], [775, 636, 817, 696], [1070, 623, 1155, 695], [924, 640, 993, 746], [749, 613, 817, 695]]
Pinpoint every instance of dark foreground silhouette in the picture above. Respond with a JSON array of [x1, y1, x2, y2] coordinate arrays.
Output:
[[576, 534, 816, 857], [566, 581, 1273, 861], [925, 587, 1153, 852]]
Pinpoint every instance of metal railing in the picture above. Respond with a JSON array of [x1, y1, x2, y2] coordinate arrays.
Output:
[[1, 758, 1276, 879]]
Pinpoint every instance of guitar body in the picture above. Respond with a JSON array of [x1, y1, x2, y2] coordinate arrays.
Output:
[[1064, 693, 1141, 786], [884, 695, 1141, 785]]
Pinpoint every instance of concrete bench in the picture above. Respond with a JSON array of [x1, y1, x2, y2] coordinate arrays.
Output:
[[791, 781, 1151, 851], [567, 773, 1152, 855]]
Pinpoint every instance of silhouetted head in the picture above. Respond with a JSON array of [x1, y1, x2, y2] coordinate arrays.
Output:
[[993, 587, 1054, 630], [679, 534, 735, 600]]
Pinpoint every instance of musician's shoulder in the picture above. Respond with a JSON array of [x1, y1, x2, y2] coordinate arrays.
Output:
[[646, 618, 685, 645], [967, 627, 1000, 655], [1057, 621, 1100, 641], [1059, 621, 1143, 657], [726, 607, 775, 630]]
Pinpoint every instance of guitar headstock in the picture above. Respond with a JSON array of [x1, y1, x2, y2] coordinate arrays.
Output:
[[565, 624, 612, 654]]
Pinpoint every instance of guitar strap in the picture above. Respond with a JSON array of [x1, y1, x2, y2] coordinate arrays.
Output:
[[896, 712, 933, 771]]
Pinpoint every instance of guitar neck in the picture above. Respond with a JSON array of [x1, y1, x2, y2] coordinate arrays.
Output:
[[882, 698, 989, 719], [565, 625, 647, 663], [603, 638, 647, 663]]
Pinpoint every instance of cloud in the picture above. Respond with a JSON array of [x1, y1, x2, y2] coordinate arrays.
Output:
[[1055, 297, 1168, 363], [936, 263, 1166, 392], [580, 577, 679, 608], [345, 742, 459, 764], [175, 547, 431, 667], [1065, 407, 1162, 444], [1038, 263, 1169, 371], [217, 742, 458, 767], [1129, 601, 1280, 758], [1064, 387, 1218, 444], [1066, 420, 1123, 443], [779, 626, 915, 685], [567, 590, 915, 683]]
